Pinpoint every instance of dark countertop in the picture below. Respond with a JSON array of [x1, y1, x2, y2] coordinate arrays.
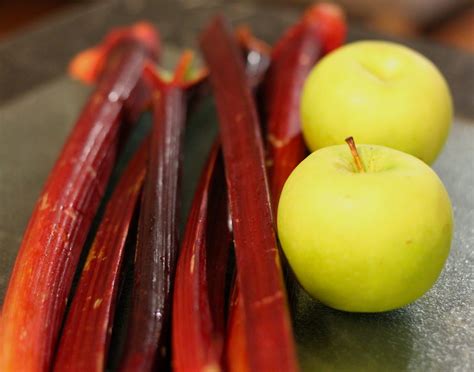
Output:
[[0, 1, 473, 371]]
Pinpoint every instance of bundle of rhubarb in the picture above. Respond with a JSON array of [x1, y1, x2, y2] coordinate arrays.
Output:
[[0, 3, 347, 371]]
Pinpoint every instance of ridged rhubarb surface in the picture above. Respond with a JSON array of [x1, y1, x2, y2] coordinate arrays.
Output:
[[119, 66, 187, 371], [53, 137, 148, 372], [172, 143, 230, 371], [171, 36, 274, 372], [226, 7, 347, 368], [0, 26, 158, 372], [200, 16, 298, 372]]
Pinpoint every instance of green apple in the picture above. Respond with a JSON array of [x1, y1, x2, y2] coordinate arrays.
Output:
[[300, 41, 453, 164], [277, 141, 453, 312]]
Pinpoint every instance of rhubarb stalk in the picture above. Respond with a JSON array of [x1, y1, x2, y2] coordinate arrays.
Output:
[[227, 7, 347, 367], [265, 3, 346, 208], [119, 53, 200, 371], [53, 137, 149, 372], [0, 25, 158, 372], [200, 16, 298, 371], [69, 23, 160, 125], [171, 34, 274, 372], [172, 143, 230, 371]]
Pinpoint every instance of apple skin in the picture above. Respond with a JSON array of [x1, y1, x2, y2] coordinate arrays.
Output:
[[277, 144, 453, 312], [300, 41, 453, 165]]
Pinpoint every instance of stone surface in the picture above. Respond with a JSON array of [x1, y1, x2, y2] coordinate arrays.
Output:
[[0, 0, 472, 370]]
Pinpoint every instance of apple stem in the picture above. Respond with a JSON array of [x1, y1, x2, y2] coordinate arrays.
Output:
[[345, 136, 365, 173]]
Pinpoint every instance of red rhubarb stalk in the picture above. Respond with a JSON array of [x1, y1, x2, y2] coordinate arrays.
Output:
[[224, 27, 273, 372], [226, 3, 346, 370], [200, 16, 298, 372], [69, 23, 160, 127], [0, 25, 158, 372], [172, 37, 273, 372], [69, 22, 159, 85], [265, 3, 346, 208], [119, 53, 199, 371], [53, 138, 148, 372], [226, 5, 347, 367], [226, 280, 250, 372], [172, 143, 230, 371]]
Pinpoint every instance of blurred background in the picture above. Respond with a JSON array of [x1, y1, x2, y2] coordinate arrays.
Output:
[[0, 0, 473, 52]]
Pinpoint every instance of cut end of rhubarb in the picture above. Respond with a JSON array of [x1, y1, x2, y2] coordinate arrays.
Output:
[[304, 2, 347, 54], [173, 50, 194, 85], [172, 50, 208, 88], [69, 47, 103, 84], [68, 22, 160, 84], [130, 22, 160, 55], [144, 52, 207, 91]]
